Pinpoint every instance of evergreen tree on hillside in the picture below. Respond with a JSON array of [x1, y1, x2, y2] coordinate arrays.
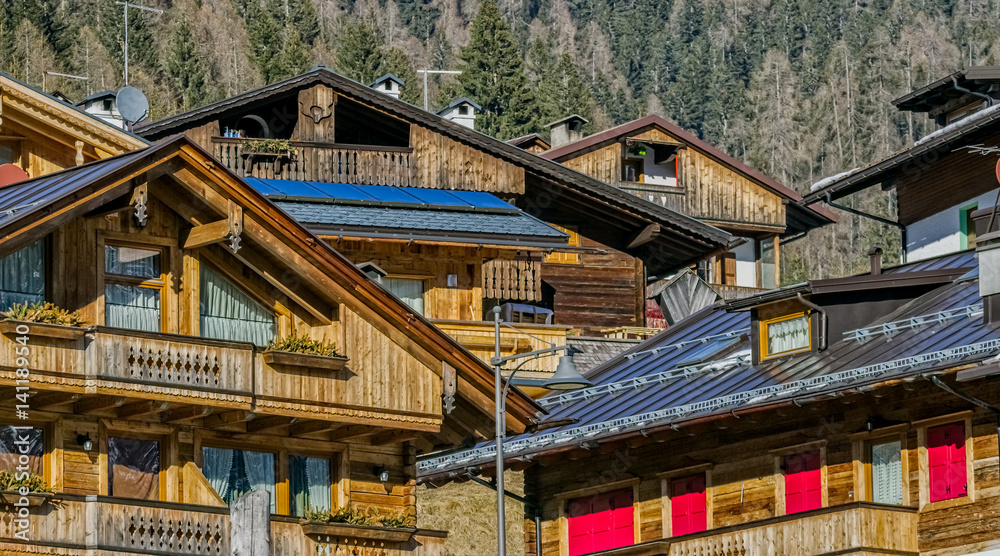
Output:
[[290, 0, 320, 46], [336, 18, 387, 86], [383, 48, 420, 105], [241, 0, 282, 82], [165, 19, 208, 110], [456, 0, 539, 139], [97, 0, 158, 77], [277, 25, 310, 80]]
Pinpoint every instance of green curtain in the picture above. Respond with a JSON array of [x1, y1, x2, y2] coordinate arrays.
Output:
[[200, 265, 275, 346], [0, 241, 45, 310], [105, 284, 161, 332], [382, 278, 424, 316], [202, 446, 276, 513], [289, 455, 331, 516]]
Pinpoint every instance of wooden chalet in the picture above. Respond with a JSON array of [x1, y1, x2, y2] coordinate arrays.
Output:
[[0, 134, 544, 555], [135, 68, 735, 338], [803, 66, 1000, 264], [543, 115, 837, 299], [0, 72, 147, 180], [419, 249, 1000, 556]]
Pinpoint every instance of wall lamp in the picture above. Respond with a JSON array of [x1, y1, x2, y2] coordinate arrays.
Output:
[[374, 465, 389, 483], [76, 433, 93, 452]]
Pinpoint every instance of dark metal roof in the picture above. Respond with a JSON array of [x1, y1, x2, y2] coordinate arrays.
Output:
[[437, 97, 481, 113], [892, 66, 1000, 112], [420, 259, 998, 477], [882, 250, 977, 274], [134, 68, 733, 274]]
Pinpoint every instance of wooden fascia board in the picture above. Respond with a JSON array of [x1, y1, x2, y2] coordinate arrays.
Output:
[[1, 77, 145, 153], [171, 145, 539, 430], [0, 111, 103, 162]]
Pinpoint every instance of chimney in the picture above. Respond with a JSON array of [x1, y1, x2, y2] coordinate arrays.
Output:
[[978, 217, 1000, 323], [545, 115, 588, 148], [371, 74, 404, 100], [437, 98, 480, 130], [868, 246, 882, 275]]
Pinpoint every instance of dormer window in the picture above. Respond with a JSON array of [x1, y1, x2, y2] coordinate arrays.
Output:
[[761, 312, 811, 359], [458, 105, 469, 116], [103, 99, 113, 112]]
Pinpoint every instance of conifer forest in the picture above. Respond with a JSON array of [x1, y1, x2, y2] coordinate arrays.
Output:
[[0, 0, 987, 279]]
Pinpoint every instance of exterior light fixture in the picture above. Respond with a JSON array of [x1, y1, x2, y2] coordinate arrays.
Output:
[[77, 433, 93, 452], [374, 465, 389, 483], [542, 354, 592, 390]]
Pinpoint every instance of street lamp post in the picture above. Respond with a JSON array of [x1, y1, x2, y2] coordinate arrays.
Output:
[[490, 306, 591, 555]]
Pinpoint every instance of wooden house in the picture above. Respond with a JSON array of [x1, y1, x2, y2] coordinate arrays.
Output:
[[135, 68, 735, 338], [804, 66, 1000, 264], [543, 115, 837, 298], [0, 134, 544, 555], [419, 249, 1000, 556]]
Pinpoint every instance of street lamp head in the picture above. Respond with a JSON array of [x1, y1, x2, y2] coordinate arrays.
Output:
[[543, 354, 592, 390]]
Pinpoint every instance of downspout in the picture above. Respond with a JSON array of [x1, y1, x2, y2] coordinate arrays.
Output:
[[928, 375, 1000, 453], [796, 292, 827, 351], [466, 473, 543, 556], [951, 76, 995, 108]]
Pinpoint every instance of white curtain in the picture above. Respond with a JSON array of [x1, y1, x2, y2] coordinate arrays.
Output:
[[0, 241, 45, 310], [872, 440, 903, 504], [202, 447, 234, 503], [105, 245, 159, 278], [105, 284, 160, 332], [290, 455, 332, 516], [200, 265, 275, 346], [767, 315, 809, 355], [242, 450, 276, 513], [383, 278, 424, 316]]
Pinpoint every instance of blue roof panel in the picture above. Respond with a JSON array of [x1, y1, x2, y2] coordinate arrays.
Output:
[[245, 178, 522, 211], [402, 188, 474, 208]]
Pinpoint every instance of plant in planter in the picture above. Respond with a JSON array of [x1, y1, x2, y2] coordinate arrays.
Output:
[[0, 470, 53, 507], [1, 302, 87, 326], [267, 334, 340, 357], [303, 504, 411, 528], [242, 138, 293, 156], [264, 334, 348, 372]]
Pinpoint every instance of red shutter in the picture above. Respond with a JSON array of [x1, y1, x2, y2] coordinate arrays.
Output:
[[670, 474, 707, 536], [928, 423, 967, 502], [785, 451, 822, 514], [566, 489, 634, 556]]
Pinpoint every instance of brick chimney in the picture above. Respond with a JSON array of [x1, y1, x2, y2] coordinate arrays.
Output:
[[545, 115, 588, 148]]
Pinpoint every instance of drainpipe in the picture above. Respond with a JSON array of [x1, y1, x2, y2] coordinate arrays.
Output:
[[928, 375, 1000, 451], [796, 292, 827, 351], [952, 76, 995, 108], [466, 473, 543, 556]]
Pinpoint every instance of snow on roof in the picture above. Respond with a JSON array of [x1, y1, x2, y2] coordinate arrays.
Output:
[[915, 102, 1000, 146], [810, 168, 860, 192]]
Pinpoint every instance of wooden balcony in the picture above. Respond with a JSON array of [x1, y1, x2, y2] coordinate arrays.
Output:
[[594, 503, 917, 556], [212, 137, 414, 186], [617, 182, 686, 213], [0, 495, 446, 556], [429, 319, 571, 378]]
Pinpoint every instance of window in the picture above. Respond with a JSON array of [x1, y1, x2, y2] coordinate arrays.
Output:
[[567, 488, 634, 556], [622, 159, 643, 183], [784, 450, 821, 514], [0, 142, 18, 165], [928, 423, 967, 503], [0, 240, 45, 311], [960, 203, 978, 250], [102, 98, 113, 112], [289, 455, 332, 517], [202, 446, 276, 513], [866, 439, 903, 505], [670, 474, 707, 537], [458, 105, 469, 115], [104, 245, 164, 332], [544, 225, 581, 265], [108, 437, 160, 500], [382, 277, 425, 316], [0, 425, 43, 475], [200, 264, 275, 346], [762, 313, 811, 359]]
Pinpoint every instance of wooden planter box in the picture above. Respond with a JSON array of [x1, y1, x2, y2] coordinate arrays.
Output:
[[0, 491, 52, 507], [300, 522, 416, 542], [0, 320, 86, 340], [242, 150, 294, 160], [262, 350, 349, 372]]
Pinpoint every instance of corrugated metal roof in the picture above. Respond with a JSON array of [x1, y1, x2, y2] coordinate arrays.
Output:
[[419, 264, 999, 476], [882, 250, 977, 274]]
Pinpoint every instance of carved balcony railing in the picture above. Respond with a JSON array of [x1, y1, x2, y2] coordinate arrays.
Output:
[[0, 495, 447, 556], [212, 137, 414, 186], [617, 182, 686, 213]]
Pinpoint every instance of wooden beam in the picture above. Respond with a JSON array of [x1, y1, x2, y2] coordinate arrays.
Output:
[[162, 405, 213, 423], [29, 391, 81, 409], [246, 416, 297, 434], [327, 425, 379, 442], [203, 410, 255, 429], [181, 200, 243, 250], [74, 396, 126, 415], [289, 421, 341, 438], [118, 400, 170, 420], [369, 430, 420, 446], [627, 223, 661, 249]]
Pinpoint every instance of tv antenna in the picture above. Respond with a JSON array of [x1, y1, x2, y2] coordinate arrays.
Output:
[[116, 86, 150, 130], [416, 69, 462, 111], [115, 1, 163, 86]]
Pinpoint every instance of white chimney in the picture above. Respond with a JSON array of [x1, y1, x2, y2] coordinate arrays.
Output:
[[77, 90, 125, 130], [545, 115, 588, 148], [371, 74, 404, 100], [437, 98, 480, 130]]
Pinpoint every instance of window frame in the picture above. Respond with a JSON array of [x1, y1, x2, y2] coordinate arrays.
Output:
[[100, 241, 168, 333], [0, 420, 54, 488], [555, 478, 641, 556], [959, 202, 979, 250], [197, 260, 277, 346], [544, 225, 582, 266], [659, 463, 713, 539], [286, 450, 342, 518], [760, 311, 812, 360], [0, 238, 49, 310], [0, 139, 22, 167], [916, 412, 974, 511], [771, 441, 827, 516], [850, 424, 909, 506], [381, 274, 428, 317], [99, 422, 172, 502]]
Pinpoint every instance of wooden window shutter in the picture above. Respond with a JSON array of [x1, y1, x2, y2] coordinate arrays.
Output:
[[670, 474, 707, 537], [784, 450, 822, 514], [721, 252, 737, 285], [928, 423, 967, 502]]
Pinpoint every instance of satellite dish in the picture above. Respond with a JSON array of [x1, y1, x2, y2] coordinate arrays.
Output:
[[0, 164, 29, 188], [116, 86, 149, 125]]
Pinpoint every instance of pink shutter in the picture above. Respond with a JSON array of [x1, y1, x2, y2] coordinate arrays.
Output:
[[590, 496, 613, 552], [611, 490, 634, 548], [928, 423, 966, 502], [671, 474, 707, 536], [785, 451, 821, 514], [567, 498, 592, 556], [567, 489, 634, 555]]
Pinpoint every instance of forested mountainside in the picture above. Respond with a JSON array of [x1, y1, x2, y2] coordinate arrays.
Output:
[[0, 0, 986, 279]]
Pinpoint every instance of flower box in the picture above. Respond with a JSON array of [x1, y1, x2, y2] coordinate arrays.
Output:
[[299, 521, 416, 543], [0, 491, 52, 508], [262, 350, 349, 372], [0, 320, 87, 340]]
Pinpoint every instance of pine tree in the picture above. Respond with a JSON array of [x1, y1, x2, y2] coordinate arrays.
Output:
[[456, 0, 539, 139], [383, 48, 420, 105], [165, 19, 208, 110], [241, 0, 282, 83], [335, 18, 386, 86], [289, 0, 320, 46], [276, 25, 310, 80]]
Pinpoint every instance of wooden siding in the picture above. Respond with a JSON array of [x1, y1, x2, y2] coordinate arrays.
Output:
[[522, 378, 999, 556], [557, 127, 786, 232], [409, 125, 525, 193]]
